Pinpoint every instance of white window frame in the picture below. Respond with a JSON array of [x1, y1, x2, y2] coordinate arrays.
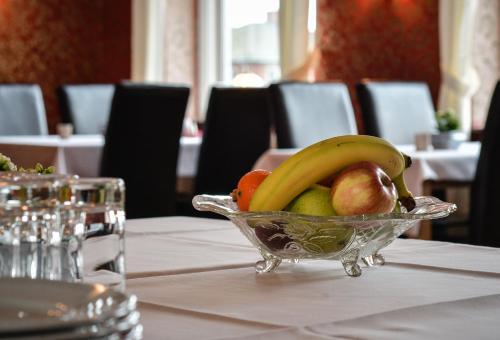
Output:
[[197, 0, 316, 120], [197, 0, 232, 120]]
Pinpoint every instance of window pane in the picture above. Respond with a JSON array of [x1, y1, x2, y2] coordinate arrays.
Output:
[[308, 0, 316, 50], [227, 0, 280, 85]]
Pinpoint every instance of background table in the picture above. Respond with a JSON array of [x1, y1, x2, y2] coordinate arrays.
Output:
[[0, 135, 202, 178], [254, 142, 480, 197], [124, 216, 500, 339], [0, 135, 104, 176], [397, 142, 480, 197]]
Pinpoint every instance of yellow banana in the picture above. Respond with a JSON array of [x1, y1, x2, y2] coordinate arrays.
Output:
[[249, 135, 415, 212]]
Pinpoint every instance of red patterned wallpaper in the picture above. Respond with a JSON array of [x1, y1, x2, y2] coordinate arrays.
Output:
[[316, 0, 440, 132], [0, 0, 131, 133]]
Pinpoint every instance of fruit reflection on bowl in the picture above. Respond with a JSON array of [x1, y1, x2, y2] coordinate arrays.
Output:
[[192, 194, 456, 277]]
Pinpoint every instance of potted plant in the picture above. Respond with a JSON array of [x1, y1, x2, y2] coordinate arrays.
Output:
[[431, 109, 463, 149]]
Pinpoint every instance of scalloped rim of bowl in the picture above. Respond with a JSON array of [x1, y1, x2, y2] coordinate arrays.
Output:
[[192, 195, 457, 223]]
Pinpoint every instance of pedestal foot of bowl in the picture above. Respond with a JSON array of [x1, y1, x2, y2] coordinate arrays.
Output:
[[255, 251, 282, 273], [341, 249, 362, 277], [362, 253, 385, 267]]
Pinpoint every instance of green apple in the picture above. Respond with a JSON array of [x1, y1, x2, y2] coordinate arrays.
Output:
[[284, 185, 353, 254], [285, 184, 336, 216], [299, 224, 353, 254]]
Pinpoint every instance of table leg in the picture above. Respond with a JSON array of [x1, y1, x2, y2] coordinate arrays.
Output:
[[177, 176, 194, 195], [418, 181, 434, 240]]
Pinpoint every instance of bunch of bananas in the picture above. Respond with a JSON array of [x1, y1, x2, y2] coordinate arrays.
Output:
[[249, 135, 415, 213]]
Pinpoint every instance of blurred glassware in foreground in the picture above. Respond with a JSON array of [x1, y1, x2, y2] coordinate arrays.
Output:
[[0, 172, 126, 291], [73, 177, 126, 291]]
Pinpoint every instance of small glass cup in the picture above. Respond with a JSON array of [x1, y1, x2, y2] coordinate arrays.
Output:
[[0, 173, 83, 282], [0, 173, 126, 290], [61, 177, 126, 291], [57, 123, 74, 139], [415, 133, 432, 151]]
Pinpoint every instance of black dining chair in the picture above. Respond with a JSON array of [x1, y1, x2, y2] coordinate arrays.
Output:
[[0, 84, 48, 135], [470, 80, 500, 247], [356, 81, 438, 145], [269, 82, 358, 148], [193, 86, 273, 196], [57, 84, 115, 134], [99, 83, 190, 219]]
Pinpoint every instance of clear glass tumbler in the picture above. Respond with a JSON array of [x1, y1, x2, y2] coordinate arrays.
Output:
[[0, 173, 126, 291], [0, 173, 83, 282], [61, 177, 126, 291]]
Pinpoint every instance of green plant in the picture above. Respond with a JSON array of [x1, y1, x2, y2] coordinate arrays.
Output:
[[18, 163, 56, 175], [0, 153, 17, 171], [436, 109, 459, 133], [0, 153, 55, 174]]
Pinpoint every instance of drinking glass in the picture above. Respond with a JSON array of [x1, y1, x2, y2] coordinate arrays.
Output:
[[0, 173, 83, 281], [0, 173, 126, 290], [64, 177, 126, 291]]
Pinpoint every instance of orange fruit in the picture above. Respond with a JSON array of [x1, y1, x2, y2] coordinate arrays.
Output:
[[231, 169, 270, 211]]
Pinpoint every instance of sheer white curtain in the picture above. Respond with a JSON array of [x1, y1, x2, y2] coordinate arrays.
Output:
[[197, 0, 226, 120], [131, 0, 167, 81], [279, 0, 311, 80], [438, 0, 480, 136]]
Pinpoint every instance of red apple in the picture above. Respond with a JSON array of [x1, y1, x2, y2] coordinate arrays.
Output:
[[330, 162, 397, 216]]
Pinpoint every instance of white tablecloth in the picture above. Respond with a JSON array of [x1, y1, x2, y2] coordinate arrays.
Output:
[[123, 216, 500, 340], [0, 135, 202, 178], [397, 143, 480, 196]]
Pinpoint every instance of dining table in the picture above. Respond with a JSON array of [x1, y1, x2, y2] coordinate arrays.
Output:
[[124, 215, 500, 339], [0, 134, 202, 183]]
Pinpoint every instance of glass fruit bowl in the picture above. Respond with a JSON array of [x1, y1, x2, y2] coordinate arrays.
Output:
[[192, 195, 456, 277]]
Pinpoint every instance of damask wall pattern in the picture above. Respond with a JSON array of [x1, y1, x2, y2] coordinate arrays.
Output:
[[163, 0, 198, 119], [0, 0, 131, 132], [316, 0, 440, 131]]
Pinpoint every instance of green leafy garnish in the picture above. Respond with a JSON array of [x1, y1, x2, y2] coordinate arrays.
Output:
[[0, 152, 55, 175], [0, 153, 17, 171], [18, 163, 56, 174]]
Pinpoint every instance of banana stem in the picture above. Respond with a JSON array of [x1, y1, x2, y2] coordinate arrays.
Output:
[[392, 173, 416, 211], [403, 153, 412, 169], [399, 196, 416, 212]]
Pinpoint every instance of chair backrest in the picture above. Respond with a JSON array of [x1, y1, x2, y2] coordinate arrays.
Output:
[[0, 84, 48, 135], [356, 81, 438, 145], [194, 87, 272, 195], [470, 80, 500, 247], [57, 84, 115, 134], [99, 83, 189, 219], [269, 82, 357, 148]]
